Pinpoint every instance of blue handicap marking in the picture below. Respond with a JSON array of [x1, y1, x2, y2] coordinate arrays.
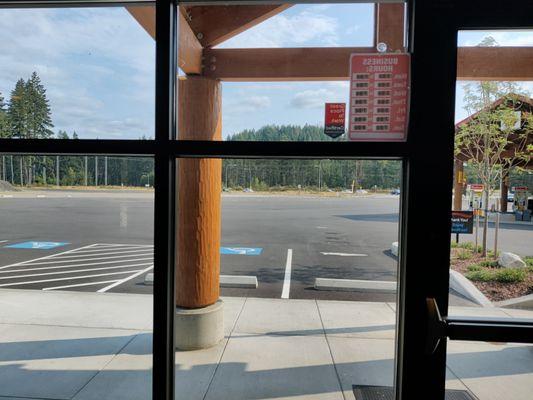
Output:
[[220, 247, 262, 256], [5, 241, 69, 250]]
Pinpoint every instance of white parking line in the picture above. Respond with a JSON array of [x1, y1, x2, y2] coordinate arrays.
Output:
[[0, 262, 153, 280], [0, 257, 154, 273], [281, 249, 293, 299], [97, 265, 154, 293], [0, 269, 143, 287], [69, 246, 153, 254], [0, 240, 8, 244], [0, 244, 98, 271], [51, 248, 153, 259], [43, 279, 121, 291], [21, 252, 153, 265], [93, 243, 154, 248], [320, 252, 368, 257]]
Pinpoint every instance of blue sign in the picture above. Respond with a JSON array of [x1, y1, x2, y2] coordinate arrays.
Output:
[[220, 247, 262, 256], [5, 241, 69, 250]]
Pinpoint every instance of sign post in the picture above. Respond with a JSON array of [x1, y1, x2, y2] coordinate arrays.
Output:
[[348, 53, 410, 141], [324, 103, 346, 139]]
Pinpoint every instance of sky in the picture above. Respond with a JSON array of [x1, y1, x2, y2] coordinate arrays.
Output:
[[0, 5, 531, 140]]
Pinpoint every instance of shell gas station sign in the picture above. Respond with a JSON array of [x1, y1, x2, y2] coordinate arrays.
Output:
[[348, 53, 410, 141]]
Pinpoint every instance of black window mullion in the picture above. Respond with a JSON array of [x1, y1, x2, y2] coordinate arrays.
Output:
[[395, 1, 457, 399], [153, 1, 177, 400], [0, 139, 156, 156]]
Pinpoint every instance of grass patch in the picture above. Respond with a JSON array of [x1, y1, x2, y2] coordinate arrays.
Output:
[[524, 256, 533, 267], [450, 241, 458, 248], [465, 270, 494, 282]]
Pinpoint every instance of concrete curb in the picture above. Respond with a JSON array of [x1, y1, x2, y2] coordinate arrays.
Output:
[[496, 293, 533, 310], [145, 273, 258, 289], [391, 242, 398, 257], [449, 270, 493, 307], [220, 275, 258, 289], [314, 278, 396, 293]]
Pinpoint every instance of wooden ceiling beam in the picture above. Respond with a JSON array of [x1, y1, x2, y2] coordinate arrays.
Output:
[[204, 46, 533, 81], [126, 6, 202, 75], [457, 47, 533, 81], [374, 3, 405, 52], [183, 5, 292, 48]]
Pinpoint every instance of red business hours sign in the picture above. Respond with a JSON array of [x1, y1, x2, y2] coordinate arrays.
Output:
[[324, 103, 346, 139], [348, 53, 410, 141]]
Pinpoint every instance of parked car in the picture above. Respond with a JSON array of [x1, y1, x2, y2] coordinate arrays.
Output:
[[390, 189, 401, 195], [507, 192, 514, 202]]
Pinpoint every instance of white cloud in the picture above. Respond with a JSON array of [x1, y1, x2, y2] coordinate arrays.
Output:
[[0, 7, 155, 139], [226, 95, 271, 114], [290, 88, 346, 109], [218, 7, 339, 48]]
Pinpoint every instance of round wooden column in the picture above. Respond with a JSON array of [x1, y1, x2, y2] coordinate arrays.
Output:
[[453, 159, 464, 211], [176, 76, 222, 309]]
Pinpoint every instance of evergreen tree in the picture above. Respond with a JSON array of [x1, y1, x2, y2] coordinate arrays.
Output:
[[8, 79, 28, 138], [26, 72, 54, 138], [0, 91, 9, 138]]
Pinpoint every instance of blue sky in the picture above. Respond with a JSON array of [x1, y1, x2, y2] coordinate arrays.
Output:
[[0, 5, 531, 140]]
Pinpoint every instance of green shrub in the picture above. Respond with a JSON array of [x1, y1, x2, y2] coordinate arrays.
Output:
[[465, 270, 494, 282], [467, 264, 482, 272], [456, 250, 472, 260], [450, 241, 459, 248], [524, 257, 533, 267], [494, 268, 527, 283], [458, 242, 474, 250], [478, 260, 499, 268]]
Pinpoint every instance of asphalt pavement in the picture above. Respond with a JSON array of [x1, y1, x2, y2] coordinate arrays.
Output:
[[0, 190, 531, 304]]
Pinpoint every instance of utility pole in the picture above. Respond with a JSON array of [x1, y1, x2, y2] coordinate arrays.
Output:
[[42, 156, 47, 185], [95, 156, 98, 186], [84, 156, 88, 186], [20, 158, 23, 186], [104, 156, 108, 186], [56, 156, 60, 187]]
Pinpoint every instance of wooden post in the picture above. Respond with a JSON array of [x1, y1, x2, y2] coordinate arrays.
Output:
[[176, 76, 222, 309], [453, 159, 464, 211], [500, 171, 509, 213]]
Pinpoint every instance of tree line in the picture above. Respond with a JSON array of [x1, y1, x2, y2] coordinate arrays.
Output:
[[0, 72, 154, 187], [0, 73, 408, 190], [224, 125, 401, 190]]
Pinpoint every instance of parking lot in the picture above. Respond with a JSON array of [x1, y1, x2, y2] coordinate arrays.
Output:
[[0, 190, 531, 303]]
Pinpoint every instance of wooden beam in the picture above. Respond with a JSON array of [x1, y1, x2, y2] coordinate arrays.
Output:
[[183, 4, 291, 48], [457, 47, 533, 81], [203, 47, 375, 81], [375, 3, 405, 52], [204, 46, 533, 81], [126, 6, 202, 75]]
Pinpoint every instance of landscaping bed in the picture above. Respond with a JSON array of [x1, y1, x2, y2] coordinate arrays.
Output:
[[450, 242, 533, 302]]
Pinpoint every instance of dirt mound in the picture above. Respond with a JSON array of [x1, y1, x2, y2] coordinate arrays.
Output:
[[0, 180, 19, 191]]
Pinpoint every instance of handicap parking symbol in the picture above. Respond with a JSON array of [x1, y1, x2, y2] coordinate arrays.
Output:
[[220, 247, 262, 256], [5, 241, 69, 250]]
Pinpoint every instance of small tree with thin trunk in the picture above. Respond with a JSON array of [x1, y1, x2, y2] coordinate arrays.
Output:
[[455, 93, 532, 257]]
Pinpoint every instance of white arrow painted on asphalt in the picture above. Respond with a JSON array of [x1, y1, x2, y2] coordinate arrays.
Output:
[[320, 252, 368, 257]]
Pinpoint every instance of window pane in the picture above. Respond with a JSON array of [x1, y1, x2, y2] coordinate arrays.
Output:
[[0, 154, 154, 399], [0, 6, 155, 140], [176, 2, 407, 142], [446, 30, 533, 400], [174, 157, 401, 399]]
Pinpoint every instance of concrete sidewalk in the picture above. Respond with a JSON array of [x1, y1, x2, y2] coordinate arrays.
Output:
[[0, 289, 532, 400]]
